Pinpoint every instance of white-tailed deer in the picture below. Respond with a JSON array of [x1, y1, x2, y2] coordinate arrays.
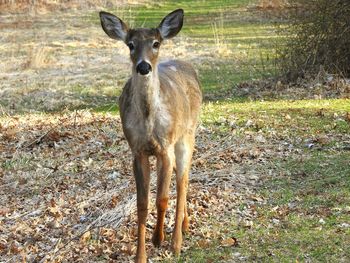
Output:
[[100, 9, 202, 262]]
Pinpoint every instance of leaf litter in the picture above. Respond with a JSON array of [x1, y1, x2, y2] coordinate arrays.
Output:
[[0, 110, 316, 262]]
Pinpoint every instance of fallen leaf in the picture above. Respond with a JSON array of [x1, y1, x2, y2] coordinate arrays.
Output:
[[0, 207, 11, 216], [345, 112, 350, 122], [221, 237, 238, 247], [0, 239, 7, 251], [80, 231, 91, 244], [48, 219, 61, 229], [10, 241, 21, 254], [197, 239, 210, 248]]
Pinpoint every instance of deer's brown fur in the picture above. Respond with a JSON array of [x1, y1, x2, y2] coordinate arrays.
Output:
[[100, 9, 202, 262]]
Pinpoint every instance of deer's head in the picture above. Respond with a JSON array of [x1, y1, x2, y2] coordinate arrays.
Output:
[[100, 9, 184, 76]]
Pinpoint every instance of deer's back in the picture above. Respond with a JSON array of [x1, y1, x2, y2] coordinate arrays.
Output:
[[158, 60, 202, 131]]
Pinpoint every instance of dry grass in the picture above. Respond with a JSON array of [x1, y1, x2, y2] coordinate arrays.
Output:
[[0, 0, 150, 14], [0, 8, 236, 115], [211, 13, 232, 58], [24, 46, 53, 69]]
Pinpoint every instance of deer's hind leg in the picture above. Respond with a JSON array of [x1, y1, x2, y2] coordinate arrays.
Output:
[[172, 134, 195, 255]]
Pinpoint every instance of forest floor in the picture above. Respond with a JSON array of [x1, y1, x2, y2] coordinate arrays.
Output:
[[1, 0, 350, 262]]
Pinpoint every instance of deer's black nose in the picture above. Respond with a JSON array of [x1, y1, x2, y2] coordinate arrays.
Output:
[[136, 61, 152, 75]]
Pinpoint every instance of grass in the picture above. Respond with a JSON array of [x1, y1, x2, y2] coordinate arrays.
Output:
[[202, 98, 350, 140], [234, 151, 350, 262], [177, 151, 350, 262], [1, 0, 279, 114], [175, 97, 349, 261], [96, 97, 350, 146]]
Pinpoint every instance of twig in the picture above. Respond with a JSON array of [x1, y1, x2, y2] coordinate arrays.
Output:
[[23, 126, 56, 149], [73, 109, 78, 128], [8, 207, 44, 220], [22, 113, 71, 149]]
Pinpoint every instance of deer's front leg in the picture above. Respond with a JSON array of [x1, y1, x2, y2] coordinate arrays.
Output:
[[152, 150, 174, 247], [133, 154, 150, 263]]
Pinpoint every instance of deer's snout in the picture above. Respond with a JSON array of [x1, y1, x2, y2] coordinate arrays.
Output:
[[136, 61, 152, 75]]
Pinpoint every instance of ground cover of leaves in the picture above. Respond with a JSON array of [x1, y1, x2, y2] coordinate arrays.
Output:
[[0, 108, 302, 262]]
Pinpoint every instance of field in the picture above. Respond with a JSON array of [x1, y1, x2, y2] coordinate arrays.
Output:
[[1, 0, 350, 262]]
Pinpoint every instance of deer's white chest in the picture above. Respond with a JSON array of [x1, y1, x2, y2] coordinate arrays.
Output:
[[124, 94, 171, 153]]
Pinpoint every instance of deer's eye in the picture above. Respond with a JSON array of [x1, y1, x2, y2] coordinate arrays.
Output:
[[127, 42, 135, 51], [153, 41, 160, 49]]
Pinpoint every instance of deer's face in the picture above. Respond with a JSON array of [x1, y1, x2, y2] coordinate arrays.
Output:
[[126, 29, 162, 75], [100, 9, 184, 76]]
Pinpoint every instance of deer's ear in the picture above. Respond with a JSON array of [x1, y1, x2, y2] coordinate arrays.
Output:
[[157, 9, 184, 40], [99, 11, 128, 41]]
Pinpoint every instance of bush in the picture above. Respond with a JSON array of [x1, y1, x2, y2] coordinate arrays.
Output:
[[278, 0, 350, 80]]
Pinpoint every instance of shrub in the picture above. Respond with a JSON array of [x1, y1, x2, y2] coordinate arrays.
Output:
[[278, 0, 350, 80]]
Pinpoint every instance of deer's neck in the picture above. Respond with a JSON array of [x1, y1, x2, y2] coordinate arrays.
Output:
[[131, 69, 161, 130]]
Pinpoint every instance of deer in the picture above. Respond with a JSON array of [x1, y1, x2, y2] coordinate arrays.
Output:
[[99, 9, 202, 262]]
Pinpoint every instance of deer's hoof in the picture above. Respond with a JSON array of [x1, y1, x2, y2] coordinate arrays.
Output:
[[171, 237, 182, 256], [152, 230, 165, 247], [172, 243, 182, 256]]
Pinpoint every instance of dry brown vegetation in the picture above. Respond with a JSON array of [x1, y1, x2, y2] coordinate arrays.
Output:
[[234, 73, 350, 101], [0, 0, 149, 14], [0, 9, 228, 115], [277, 0, 350, 80], [0, 110, 281, 262]]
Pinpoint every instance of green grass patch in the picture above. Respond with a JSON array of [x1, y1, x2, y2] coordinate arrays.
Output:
[[201, 98, 350, 137], [94, 103, 119, 114], [2, 156, 33, 171], [184, 151, 350, 262], [236, 213, 350, 262], [95, 98, 350, 142], [175, 243, 234, 263], [236, 151, 350, 262]]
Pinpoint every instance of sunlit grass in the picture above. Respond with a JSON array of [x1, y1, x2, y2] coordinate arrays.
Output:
[[203, 98, 350, 113], [93, 98, 350, 141], [234, 151, 350, 261], [178, 149, 350, 262], [201, 98, 350, 138]]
